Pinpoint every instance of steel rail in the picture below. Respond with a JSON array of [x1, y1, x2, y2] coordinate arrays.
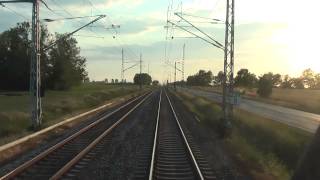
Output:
[[50, 92, 153, 179], [148, 90, 162, 180], [164, 90, 204, 180], [0, 91, 150, 180]]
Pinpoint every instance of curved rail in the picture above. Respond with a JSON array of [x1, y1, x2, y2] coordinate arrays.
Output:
[[0, 91, 152, 180]]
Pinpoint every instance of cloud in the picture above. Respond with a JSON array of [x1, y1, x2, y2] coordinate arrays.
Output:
[[104, 0, 144, 8]]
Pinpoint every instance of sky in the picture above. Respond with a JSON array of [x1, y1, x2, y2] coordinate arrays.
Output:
[[0, 0, 320, 83]]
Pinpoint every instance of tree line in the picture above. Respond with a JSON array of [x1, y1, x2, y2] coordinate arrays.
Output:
[[103, 73, 154, 85], [0, 22, 88, 91], [186, 68, 320, 97]]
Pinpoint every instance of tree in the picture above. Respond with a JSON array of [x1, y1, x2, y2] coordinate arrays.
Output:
[[257, 74, 273, 98], [291, 78, 304, 89], [261, 72, 282, 87], [0, 22, 30, 90], [115, 79, 119, 84], [281, 75, 293, 88], [272, 73, 282, 87], [187, 70, 213, 86], [314, 74, 320, 89], [46, 34, 87, 90], [152, 80, 159, 86], [0, 22, 87, 91], [0, 22, 51, 91], [134, 73, 152, 85], [213, 71, 224, 85], [302, 68, 316, 88], [234, 69, 257, 88]]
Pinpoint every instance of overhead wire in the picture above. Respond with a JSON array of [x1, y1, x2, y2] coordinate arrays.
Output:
[[85, 0, 141, 63], [0, 3, 30, 22], [82, 0, 142, 82], [48, 0, 101, 37]]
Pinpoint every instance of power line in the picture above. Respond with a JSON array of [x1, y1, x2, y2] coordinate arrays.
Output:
[[0, 3, 30, 21], [48, 0, 103, 37], [49, 0, 75, 18], [83, 0, 139, 61]]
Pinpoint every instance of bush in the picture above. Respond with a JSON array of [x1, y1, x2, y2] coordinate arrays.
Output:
[[175, 91, 312, 179], [0, 112, 29, 136], [257, 74, 273, 97]]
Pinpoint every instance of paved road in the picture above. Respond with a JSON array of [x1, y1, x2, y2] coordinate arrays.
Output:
[[181, 88, 320, 133]]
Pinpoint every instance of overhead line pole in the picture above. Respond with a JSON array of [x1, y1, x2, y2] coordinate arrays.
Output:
[[0, 0, 106, 129], [222, 0, 235, 136], [167, 1, 235, 136], [121, 48, 124, 83], [174, 61, 177, 90], [164, 61, 182, 73], [0, 0, 46, 129], [30, 0, 41, 128], [182, 43, 185, 82], [139, 53, 142, 90]]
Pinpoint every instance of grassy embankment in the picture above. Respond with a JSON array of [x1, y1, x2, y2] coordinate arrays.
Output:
[[0, 83, 146, 145], [191, 86, 320, 114], [174, 90, 313, 179]]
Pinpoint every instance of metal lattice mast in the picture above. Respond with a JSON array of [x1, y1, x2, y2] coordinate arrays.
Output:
[[174, 61, 177, 90], [139, 53, 142, 90], [30, 0, 42, 128], [222, 0, 235, 128], [182, 43, 185, 82], [121, 48, 124, 83]]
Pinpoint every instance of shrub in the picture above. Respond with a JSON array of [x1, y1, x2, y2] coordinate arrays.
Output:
[[257, 74, 273, 97]]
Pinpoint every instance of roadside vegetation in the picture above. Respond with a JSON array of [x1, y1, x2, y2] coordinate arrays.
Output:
[[191, 86, 320, 114], [173, 90, 313, 179], [183, 68, 320, 114], [0, 22, 156, 145], [0, 83, 144, 145]]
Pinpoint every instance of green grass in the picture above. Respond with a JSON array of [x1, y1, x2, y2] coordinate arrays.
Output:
[[174, 90, 313, 179], [0, 83, 144, 144], [190, 86, 320, 114]]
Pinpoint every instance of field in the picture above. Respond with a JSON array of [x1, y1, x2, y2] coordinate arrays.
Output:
[[0, 83, 144, 145], [191, 86, 320, 114], [174, 90, 313, 179]]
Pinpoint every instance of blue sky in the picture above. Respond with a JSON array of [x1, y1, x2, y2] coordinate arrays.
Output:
[[0, 0, 319, 83]]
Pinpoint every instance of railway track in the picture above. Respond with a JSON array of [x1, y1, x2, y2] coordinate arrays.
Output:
[[0, 92, 152, 180], [146, 90, 217, 180]]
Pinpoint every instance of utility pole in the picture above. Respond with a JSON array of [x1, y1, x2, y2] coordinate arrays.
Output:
[[121, 48, 124, 83], [166, 1, 235, 136], [0, 2, 107, 129], [222, 0, 235, 135], [174, 61, 177, 91], [1, 0, 43, 129], [30, 0, 41, 129], [139, 53, 142, 90], [182, 43, 185, 82]]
